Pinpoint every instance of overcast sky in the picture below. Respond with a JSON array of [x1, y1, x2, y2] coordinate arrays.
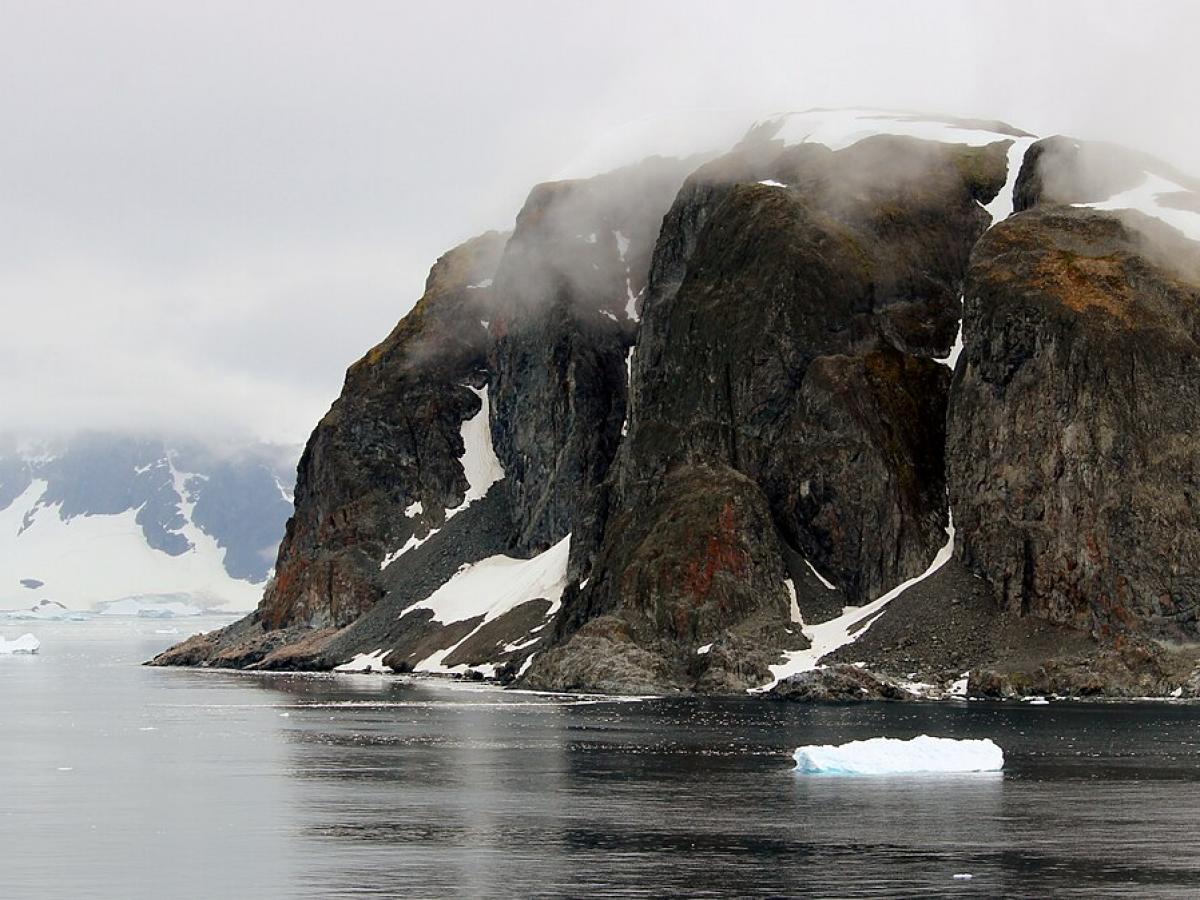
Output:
[[3, 0, 1197, 445]]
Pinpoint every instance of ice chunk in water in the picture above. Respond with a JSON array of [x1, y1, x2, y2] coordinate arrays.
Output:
[[0, 633, 40, 654], [793, 735, 1003, 775]]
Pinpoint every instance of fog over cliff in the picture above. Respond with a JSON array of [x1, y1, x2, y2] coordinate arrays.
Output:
[[3, 0, 1197, 443]]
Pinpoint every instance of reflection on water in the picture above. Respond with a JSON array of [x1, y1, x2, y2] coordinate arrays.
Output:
[[3, 618, 1200, 898]]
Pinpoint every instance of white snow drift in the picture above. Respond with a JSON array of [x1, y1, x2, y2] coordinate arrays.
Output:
[[793, 735, 1004, 775]]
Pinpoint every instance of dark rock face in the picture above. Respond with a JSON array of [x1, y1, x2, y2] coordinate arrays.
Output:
[[617, 136, 1004, 601], [488, 158, 694, 558], [948, 205, 1200, 639], [527, 134, 1008, 692], [256, 232, 508, 630], [531, 465, 805, 694], [153, 157, 693, 669], [966, 637, 1200, 700]]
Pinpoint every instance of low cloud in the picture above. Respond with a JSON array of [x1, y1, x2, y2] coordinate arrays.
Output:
[[2, 0, 1196, 443]]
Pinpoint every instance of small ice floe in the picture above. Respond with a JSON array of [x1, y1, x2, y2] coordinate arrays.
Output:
[[952, 873, 974, 881], [0, 633, 40, 655], [793, 735, 1004, 775], [1026, 696, 1050, 706]]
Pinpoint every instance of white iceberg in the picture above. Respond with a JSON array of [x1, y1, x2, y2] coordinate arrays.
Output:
[[0, 633, 40, 655], [793, 735, 1003, 775]]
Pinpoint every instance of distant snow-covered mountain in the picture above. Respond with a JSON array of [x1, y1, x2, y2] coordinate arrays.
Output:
[[0, 434, 296, 611]]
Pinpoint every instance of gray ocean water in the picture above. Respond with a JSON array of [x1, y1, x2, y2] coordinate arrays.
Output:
[[3, 616, 1200, 898]]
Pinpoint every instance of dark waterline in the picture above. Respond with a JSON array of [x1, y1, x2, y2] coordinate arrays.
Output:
[[3, 617, 1200, 898]]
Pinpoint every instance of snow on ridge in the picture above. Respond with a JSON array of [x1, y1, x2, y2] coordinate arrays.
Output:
[[458, 386, 505, 508], [624, 281, 641, 322], [984, 136, 1037, 224], [769, 108, 1031, 153], [757, 513, 956, 690], [935, 299, 966, 371], [613, 230, 630, 261], [785, 579, 802, 625], [1079, 172, 1200, 243], [804, 558, 836, 591]]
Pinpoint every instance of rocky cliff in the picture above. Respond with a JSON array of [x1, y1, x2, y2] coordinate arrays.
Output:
[[151, 110, 1200, 699]]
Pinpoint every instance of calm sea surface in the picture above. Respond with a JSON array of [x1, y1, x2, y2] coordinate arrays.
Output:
[[3, 616, 1200, 898]]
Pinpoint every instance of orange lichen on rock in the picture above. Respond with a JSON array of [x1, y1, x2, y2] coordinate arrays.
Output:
[[1032, 250, 1136, 325]]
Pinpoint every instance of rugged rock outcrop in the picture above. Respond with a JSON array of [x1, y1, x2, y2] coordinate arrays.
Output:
[[527, 131, 1009, 692], [769, 664, 915, 702], [260, 231, 508, 631], [152, 156, 695, 671], [152, 110, 1200, 700], [487, 157, 696, 558], [948, 204, 1200, 639]]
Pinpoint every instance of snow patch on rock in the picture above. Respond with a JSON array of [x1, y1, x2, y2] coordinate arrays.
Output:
[[379, 386, 505, 571], [407, 535, 570, 674], [759, 513, 956, 689], [334, 649, 393, 673], [1079, 171, 1200, 242]]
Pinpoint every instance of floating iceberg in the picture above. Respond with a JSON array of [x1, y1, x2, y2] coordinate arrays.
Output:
[[793, 735, 1003, 775], [0, 633, 40, 655]]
